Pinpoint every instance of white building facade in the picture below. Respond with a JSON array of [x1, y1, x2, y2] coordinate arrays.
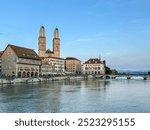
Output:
[[41, 57, 65, 76], [82, 58, 105, 75]]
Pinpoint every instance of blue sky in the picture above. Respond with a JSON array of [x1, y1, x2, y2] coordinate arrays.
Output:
[[0, 0, 150, 71]]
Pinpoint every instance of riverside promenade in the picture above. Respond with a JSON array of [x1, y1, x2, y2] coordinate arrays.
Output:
[[0, 75, 85, 85], [0, 74, 150, 85]]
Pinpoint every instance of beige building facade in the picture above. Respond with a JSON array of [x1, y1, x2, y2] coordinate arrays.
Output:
[[1, 44, 41, 77], [65, 57, 81, 74], [82, 58, 105, 75]]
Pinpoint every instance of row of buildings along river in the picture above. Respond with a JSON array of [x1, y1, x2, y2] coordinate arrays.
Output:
[[0, 26, 106, 78]]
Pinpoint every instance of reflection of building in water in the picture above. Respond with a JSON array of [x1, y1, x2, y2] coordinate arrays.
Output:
[[37, 82, 62, 113], [82, 58, 106, 75], [64, 79, 81, 86], [38, 26, 65, 75], [65, 57, 81, 74], [1, 44, 41, 77], [84, 79, 110, 91], [0, 83, 63, 113]]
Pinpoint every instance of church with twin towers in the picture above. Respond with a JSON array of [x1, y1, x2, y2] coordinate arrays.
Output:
[[38, 26, 60, 58], [38, 26, 65, 76]]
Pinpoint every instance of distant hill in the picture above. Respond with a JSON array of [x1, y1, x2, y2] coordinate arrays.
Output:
[[118, 70, 148, 75]]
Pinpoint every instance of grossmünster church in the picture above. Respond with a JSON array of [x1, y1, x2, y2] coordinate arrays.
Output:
[[38, 26, 60, 58], [38, 26, 65, 76]]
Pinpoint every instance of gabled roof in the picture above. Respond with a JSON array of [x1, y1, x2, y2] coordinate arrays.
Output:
[[83, 58, 103, 64], [4, 44, 40, 60], [65, 57, 80, 61]]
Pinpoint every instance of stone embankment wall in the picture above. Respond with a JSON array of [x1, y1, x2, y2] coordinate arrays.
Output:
[[0, 76, 85, 85]]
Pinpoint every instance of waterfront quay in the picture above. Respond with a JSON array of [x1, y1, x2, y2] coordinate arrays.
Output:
[[94, 74, 150, 80], [0, 75, 83, 85], [0, 74, 150, 85]]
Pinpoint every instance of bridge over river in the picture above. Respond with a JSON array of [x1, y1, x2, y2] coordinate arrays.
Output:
[[93, 74, 150, 80]]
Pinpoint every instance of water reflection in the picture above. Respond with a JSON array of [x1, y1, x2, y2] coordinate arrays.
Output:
[[0, 79, 150, 113], [84, 79, 110, 92]]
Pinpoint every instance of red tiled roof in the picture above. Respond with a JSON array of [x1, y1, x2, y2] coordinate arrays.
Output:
[[84, 58, 103, 64], [8, 44, 40, 60]]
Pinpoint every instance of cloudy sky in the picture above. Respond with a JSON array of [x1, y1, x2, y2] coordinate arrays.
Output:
[[0, 0, 150, 71]]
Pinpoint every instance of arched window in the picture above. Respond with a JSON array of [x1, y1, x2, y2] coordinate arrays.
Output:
[[31, 72, 34, 77], [22, 72, 26, 77], [27, 72, 30, 77], [12, 72, 15, 77], [18, 72, 21, 78], [35, 72, 38, 77]]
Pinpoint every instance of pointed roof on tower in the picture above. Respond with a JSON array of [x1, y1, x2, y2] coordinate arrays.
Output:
[[39, 25, 45, 37], [54, 27, 59, 38]]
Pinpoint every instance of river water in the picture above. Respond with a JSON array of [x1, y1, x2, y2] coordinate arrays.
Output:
[[0, 78, 150, 113]]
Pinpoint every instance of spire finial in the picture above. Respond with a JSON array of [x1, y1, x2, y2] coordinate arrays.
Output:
[[54, 27, 59, 38], [40, 25, 45, 37]]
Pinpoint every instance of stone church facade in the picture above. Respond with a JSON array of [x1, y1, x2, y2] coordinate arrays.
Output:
[[38, 26, 60, 58], [38, 26, 65, 76]]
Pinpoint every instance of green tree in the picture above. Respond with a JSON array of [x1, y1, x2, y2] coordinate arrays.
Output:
[[105, 66, 112, 74], [111, 69, 118, 75], [148, 71, 150, 75]]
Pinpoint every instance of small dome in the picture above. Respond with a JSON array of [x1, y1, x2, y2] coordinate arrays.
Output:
[[41, 25, 44, 29]]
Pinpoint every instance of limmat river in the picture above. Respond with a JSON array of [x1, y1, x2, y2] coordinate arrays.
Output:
[[0, 78, 150, 113]]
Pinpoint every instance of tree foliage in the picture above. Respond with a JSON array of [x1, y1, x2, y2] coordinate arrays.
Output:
[[111, 69, 118, 75], [105, 66, 112, 74]]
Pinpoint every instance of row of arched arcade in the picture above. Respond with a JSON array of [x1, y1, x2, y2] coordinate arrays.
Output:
[[18, 71, 38, 78]]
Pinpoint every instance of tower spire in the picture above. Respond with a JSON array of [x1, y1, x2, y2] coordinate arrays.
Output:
[[53, 27, 60, 58], [38, 25, 46, 57], [54, 27, 59, 38], [40, 26, 45, 37]]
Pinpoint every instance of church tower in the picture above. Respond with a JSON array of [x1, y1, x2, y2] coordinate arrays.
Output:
[[38, 26, 46, 57], [53, 27, 60, 58]]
